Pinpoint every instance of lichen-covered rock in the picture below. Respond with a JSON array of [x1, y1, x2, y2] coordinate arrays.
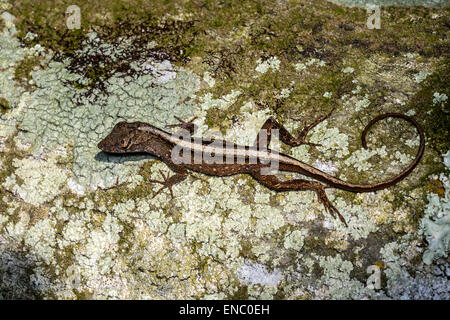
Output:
[[0, 0, 449, 300], [420, 151, 450, 265]]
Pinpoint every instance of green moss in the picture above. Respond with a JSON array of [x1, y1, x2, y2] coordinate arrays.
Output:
[[10, 1, 448, 121], [79, 64, 115, 90], [12, 0, 191, 60], [409, 59, 450, 154], [238, 240, 257, 261], [0, 131, 26, 196], [73, 289, 94, 300], [11, 1, 449, 66], [117, 221, 136, 256], [0, 16, 4, 32], [204, 106, 233, 132], [0, 97, 10, 114], [227, 284, 249, 300], [13, 55, 42, 85]]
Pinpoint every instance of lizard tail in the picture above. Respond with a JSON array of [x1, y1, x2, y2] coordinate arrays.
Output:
[[330, 113, 425, 192]]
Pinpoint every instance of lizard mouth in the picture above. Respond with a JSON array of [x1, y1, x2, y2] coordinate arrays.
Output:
[[97, 139, 107, 151], [97, 137, 113, 152], [98, 136, 129, 154]]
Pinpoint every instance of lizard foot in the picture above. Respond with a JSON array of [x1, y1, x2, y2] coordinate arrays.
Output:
[[295, 108, 335, 147], [316, 187, 348, 227], [166, 116, 198, 134], [149, 169, 176, 199]]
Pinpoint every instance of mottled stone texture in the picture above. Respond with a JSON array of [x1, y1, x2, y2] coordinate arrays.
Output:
[[0, 0, 448, 299]]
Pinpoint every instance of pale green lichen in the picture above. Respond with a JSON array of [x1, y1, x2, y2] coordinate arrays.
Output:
[[305, 119, 350, 159], [13, 31, 200, 190], [329, 0, 448, 7], [2, 150, 69, 205], [1, 0, 449, 300], [332, 196, 379, 240], [284, 230, 305, 251], [0, 13, 26, 113], [317, 255, 370, 300], [419, 150, 450, 265], [255, 56, 280, 75], [220, 101, 273, 146], [414, 71, 431, 83], [199, 90, 241, 112], [380, 238, 449, 299]]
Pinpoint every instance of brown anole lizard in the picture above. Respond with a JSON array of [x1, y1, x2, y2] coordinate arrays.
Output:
[[98, 110, 425, 226]]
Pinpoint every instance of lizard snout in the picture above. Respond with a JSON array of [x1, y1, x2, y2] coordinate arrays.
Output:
[[97, 138, 108, 151], [97, 136, 116, 153]]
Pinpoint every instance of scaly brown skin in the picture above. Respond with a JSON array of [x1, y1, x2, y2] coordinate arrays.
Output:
[[98, 111, 425, 226]]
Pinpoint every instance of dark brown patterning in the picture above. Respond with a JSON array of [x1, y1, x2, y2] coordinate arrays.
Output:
[[98, 111, 425, 226]]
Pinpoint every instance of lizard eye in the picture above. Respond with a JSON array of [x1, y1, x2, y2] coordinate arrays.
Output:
[[121, 138, 129, 148]]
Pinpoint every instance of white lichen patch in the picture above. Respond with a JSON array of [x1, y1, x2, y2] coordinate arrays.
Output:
[[419, 151, 450, 265], [0, 13, 26, 109], [284, 230, 304, 251], [414, 71, 431, 83], [255, 56, 280, 74], [342, 66, 355, 74], [13, 33, 200, 189], [0, 3, 448, 301], [3, 152, 69, 205], [203, 71, 216, 88], [305, 58, 326, 67], [381, 239, 449, 299], [323, 91, 332, 99], [307, 119, 350, 158], [314, 160, 338, 175], [222, 101, 274, 146], [432, 92, 448, 105], [142, 59, 176, 83], [294, 62, 307, 71], [294, 58, 326, 72], [237, 261, 282, 286], [344, 94, 371, 112], [317, 255, 370, 299]]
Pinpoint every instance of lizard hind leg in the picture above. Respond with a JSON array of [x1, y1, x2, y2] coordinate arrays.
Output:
[[315, 187, 348, 227], [250, 171, 348, 226], [253, 108, 335, 150]]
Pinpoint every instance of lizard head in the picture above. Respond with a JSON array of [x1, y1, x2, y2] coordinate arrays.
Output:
[[98, 121, 153, 154]]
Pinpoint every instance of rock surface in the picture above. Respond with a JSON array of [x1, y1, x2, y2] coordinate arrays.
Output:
[[0, 0, 448, 299]]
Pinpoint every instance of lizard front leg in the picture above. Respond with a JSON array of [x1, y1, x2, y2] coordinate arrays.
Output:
[[253, 108, 335, 149], [150, 156, 188, 199], [250, 170, 347, 226], [149, 170, 187, 199]]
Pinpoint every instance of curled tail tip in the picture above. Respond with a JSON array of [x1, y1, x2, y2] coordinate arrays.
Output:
[[361, 112, 423, 149]]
